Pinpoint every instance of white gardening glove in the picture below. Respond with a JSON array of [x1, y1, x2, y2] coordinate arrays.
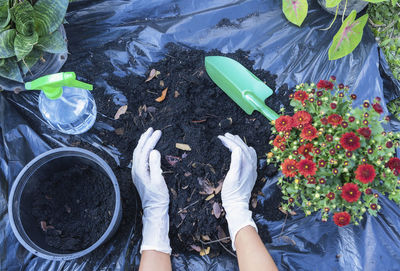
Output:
[[132, 127, 171, 254], [218, 133, 258, 250]]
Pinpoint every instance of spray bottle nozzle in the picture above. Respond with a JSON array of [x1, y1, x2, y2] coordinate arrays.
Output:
[[25, 72, 93, 100]]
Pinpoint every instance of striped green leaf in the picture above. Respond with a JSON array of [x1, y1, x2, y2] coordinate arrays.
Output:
[[329, 10, 369, 60], [36, 29, 67, 53], [0, 0, 10, 29], [14, 32, 38, 61], [0, 58, 4, 66], [33, 0, 69, 36], [19, 48, 42, 75], [0, 29, 16, 58], [0, 57, 23, 82], [325, 0, 342, 8], [282, 0, 308, 27], [10, 0, 35, 36]]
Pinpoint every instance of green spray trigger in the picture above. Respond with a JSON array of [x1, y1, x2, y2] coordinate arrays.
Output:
[[25, 72, 93, 100]]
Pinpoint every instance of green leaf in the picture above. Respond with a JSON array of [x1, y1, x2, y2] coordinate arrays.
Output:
[[33, 0, 69, 36], [0, 0, 10, 29], [328, 11, 369, 60], [0, 29, 16, 58], [326, 0, 342, 8], [0, 58, 4, 66], [364, 0, 389, 2], [19, 48, 42, 75], [0, 57, 23, 82], [14, 32, 38, 61], [36, 29, 67, 53], [10, 0, 35, 36], [282, 0, 308, 27]]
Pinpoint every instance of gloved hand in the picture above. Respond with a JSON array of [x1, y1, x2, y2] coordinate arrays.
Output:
[[218, 133, 258, 250], [132, 127, 171, 254]]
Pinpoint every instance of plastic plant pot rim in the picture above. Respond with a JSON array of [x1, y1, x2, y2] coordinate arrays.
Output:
[[8, 147, 122, 261]]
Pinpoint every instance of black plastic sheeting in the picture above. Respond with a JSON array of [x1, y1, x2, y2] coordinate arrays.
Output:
[[2, 0, 400, 270]]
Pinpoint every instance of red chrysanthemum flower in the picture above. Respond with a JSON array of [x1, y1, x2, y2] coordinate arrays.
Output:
[[355, 164, 376, 184], [298, 143, 314, 159], [372, 103, 383, 114], [293, 111, 312, 127], [273, 135, 286, 147], [281, 159, 297, 177], [341, 183, 361, 203], [387, 157, 400, 170], [333, 212, 351, 227], [357, 127, 371, 139], [275, 115, 293, 132], [316, 80, 334, 90], [301, 124, 318, 141], [340, 132, 360, 151], [320, 117, 328, 125], [294, 90, 309, 103], [297, 159, 317, 177], [327, 114, 343, 126], [326, 192, 335, 200]]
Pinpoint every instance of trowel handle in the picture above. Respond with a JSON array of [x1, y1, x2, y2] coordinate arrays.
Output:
[[245, 93, 279, 121]]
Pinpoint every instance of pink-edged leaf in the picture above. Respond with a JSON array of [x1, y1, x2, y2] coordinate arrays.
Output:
[[165, 155, 181, 166], [282, 0, 308, 27], [329, 11, 368, 60]]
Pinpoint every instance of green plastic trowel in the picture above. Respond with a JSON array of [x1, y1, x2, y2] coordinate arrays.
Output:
[[205, 56, 279, 121]]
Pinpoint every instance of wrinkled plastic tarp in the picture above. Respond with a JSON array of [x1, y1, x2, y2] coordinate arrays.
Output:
[[2, 0, 400, 270]]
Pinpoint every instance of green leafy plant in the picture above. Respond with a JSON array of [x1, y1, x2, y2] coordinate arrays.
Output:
[[0, 0, 69, 83], [368, 1, 400, 79], [282, 0, 387, 60], [268, 78, 400, 226]]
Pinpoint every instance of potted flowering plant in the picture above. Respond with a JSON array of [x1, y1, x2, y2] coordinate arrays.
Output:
[[268, 77, 400, 226]]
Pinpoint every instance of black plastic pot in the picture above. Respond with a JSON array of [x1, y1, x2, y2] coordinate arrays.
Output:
[[8, 147, 122, 261]]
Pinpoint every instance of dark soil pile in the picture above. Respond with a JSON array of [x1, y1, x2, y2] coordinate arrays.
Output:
[[88, 43, 289, 254], [30, 164, 115, 252]]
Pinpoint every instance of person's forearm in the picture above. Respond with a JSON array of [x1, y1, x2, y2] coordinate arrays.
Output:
[[235, 226, 278, 271], [139, 250, 172, 271]]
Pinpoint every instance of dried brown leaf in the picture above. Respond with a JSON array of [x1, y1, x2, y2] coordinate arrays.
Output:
[[251, 197, 258, 209], [217, 226, 230, 243], [184, 172, 192, 177], [170, 188, 178, 199], [214, 181, 223, 195], [201, 235, 210, 241], [114, 105, 128, 120], [200, 247, 210, 256], [145, 69, 160, 82], [174, 91, 180, 97], [190, 244, 201, 252], [165, 155, 181, 166], [160, 80, 164, 87], [176, 143, 191, 151], [182, 185, 189, 190], [115, 127, 124, 135], [155, 87, 168, 102], [205, 194, 215, 201], [198, 177, 214, 195], [278, 206, 288, 215], [213, 202, 222, 219]]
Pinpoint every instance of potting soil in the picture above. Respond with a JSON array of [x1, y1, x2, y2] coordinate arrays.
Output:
[[87, 43, 288, 254], [31, 164, 115, 252]]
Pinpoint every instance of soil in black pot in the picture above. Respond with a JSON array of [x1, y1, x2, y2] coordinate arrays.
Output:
[[31, 164, 115, 252]]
